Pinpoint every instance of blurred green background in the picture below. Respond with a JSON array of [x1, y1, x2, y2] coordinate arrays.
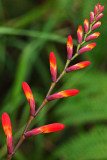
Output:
[[0, 0, 107, 159]]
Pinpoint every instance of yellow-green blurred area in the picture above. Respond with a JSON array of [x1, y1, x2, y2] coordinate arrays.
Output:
[[0, 0, 107, 159]]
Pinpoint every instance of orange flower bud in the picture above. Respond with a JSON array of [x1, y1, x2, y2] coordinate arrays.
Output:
[[49, 52, 57, 82], [67, 35, 73, 60], [1, 113, 13, 154], [22, 82, 35, 116], [46, 89, 79, 101], [24, 123, 65, 137]]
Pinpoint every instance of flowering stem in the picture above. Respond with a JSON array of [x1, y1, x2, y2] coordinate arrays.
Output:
[[76, 12, 99, 51], [7, 7, 102, 160], [8, 49, 79, 160], [23, 116, 34, 133], [46, 82, 56, 96], [34, 98, 48, 117]]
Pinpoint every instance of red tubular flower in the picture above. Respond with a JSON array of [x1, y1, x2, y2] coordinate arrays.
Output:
[[67, 35, 73, 60], [22, 82, 35, 116], [94, 5, 98, 16], [24, 123, 65, 137], [85, 32, 100, 42], [49, 52, 57, 82], [46, 89, 79, 101], [90, 12, 94, 24], [1, 113, 13, 154], [78, 43, 96, 54], [91, 21, 101, 31], [96, 13, 103, 21], [77, 25, 83, 44], [84, 19, 89, 34], [65, 61, 91, 73]]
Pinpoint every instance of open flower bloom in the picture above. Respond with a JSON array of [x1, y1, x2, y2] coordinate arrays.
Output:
[[1, 112, 13, 154], [22, 82, 35, 116], [65, 61, 91, 73], [24, 123, 65, 137], [46, 89, 79, 101], [49, 52, 57, 82]]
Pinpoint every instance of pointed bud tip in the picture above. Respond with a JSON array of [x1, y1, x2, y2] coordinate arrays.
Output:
[[40, 123, 65, 133], [84, 19, 88, 24], [59, 89, 79, 97], [1, 112, 13, 154], [78, 25, 83, 33], [89, 43, 96, 48], [1, 112, 12, 137], [22, 82, 34, 102], [77, 61, 91, 68], [49, 52, 56, 67], [78, 61, 91, 67], [49, 52, 55, 59], [67, 35, 73, 47]]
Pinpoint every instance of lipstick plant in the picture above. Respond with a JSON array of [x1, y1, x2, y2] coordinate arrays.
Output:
[[1, 3, 104, 160]]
